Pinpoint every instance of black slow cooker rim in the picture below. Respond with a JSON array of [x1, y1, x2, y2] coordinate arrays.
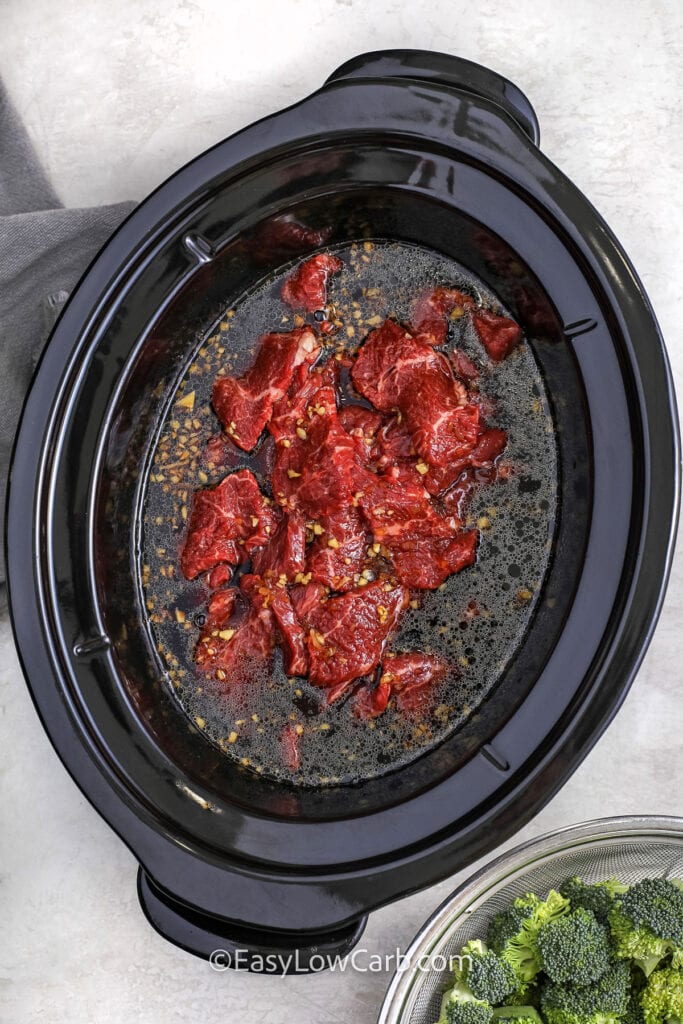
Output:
[[5, 71, 679, 923]]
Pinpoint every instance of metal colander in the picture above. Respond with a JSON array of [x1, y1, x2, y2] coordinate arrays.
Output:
[[378, 816, 683, 1024]]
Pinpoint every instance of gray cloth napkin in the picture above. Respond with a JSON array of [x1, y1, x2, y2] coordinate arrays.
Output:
[[0, 82, 135, 606]]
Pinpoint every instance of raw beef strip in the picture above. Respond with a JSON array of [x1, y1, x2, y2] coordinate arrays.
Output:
[[304, 580, 409, 687], [411, 286, 474, 345], [180, 469, 277, 580], [271, 378, 359, 517], [351, 319, 445, 412], [195, 573, 275, 681], [268, 360, 338, 443], [246, 575, 309, 677], [251, 510, 307, 582], [472, 308, 522, 361], [381, 652, 448, 714], [306, 506, 370, 592], [212, 327, 319, 451], [281, 253, 344, 312]]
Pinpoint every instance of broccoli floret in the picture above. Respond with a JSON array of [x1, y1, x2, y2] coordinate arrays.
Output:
[[505, 984, 540, 1008], [537, 907, 614, 985], [560, 877, 629, 925], [487, 891, 570, 984], [438, 979, 494, 1024], [623, 991, 646, 1024], [540, 960, 630, 1024], [461, 939, 517, 1004], [444, 1004, 494, 1024], [492, 1005, 543, 1024], [641, 967, 683, 1024], [609, 880, 683, 977]]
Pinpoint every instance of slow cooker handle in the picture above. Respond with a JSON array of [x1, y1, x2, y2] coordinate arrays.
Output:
[[324, 49, 540, 147], [138, 870, 368, 973]]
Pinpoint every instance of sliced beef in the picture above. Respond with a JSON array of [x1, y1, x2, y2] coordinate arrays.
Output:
[[374, 416, 416, 464], [306, 506, 370, 592], [280, 722, 302, 771], [203, 587, 238, 630], [439, 428, 508, 518], [212, 327, 319, 451], [470, 427, 508, 465], [271, 381, 359, 517], [382, 652, 448, 714], [359, 473, 456, 543], [269, 360, 338, 443], [352, 317, 479, 493], [207, 563, 233, 590], [472, 308, 522, 362], [251, 510, 307, 582], [304, 580, 409, 688], [281, 253, 344, 312], [260, 581, 309, 676], [398, 364, 474, 474], [414, 403, 482, 496], [351, 318, 439, 412], [359, 475, 478, 588], [353, 651, 448, 718], [352, 677, 392, 719], [338, 404, 384, 466], [450, 348, 480, 382], [290, 581, 329, 624], [411, 286, 474, 345], [338, 404, 384, 438], [249, 215, 331, 259], [195, 574, 275, 682], [180, 469, 278, 580], [388, 528, 478, 590]]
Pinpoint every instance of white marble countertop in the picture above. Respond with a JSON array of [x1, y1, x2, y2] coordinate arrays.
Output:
[[1, 1, 682, 1021]]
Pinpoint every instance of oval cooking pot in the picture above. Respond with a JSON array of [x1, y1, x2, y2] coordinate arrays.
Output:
[[6, 50, 679, 969]]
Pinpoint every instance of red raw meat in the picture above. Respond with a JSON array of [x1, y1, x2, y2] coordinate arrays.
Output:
[[411, 286, 474, 346], [415, 403, 482, 496], [338, 404, 384, 465], [353, 678, 392, 719], [305, 580, 409, 687], [472, 308, 522, 362], [280, 723, 302, 771], [388, 528, 478, 590], [383, 652, 448, 714], [470, 428, 508, 465], [269, 360, 338, 443], [359, 476, 478, 587], [306, 506, 370, 592], [398, 364, 474, 471], [352, 317, 478, 493], [180, 469, 278, 579], [450, 349, 480, 382], [207, 563, 233, 589], [290, 581, 329, 624], [204, 587, 238, 630], [250, 215, 330, 258], [351, 319, 439, 412], [338, 404, 384, 438], [359, 473, 456, 543], [195, 574, 275, 681], [271, 382, 360, 517], [255, 579, 308, 676], [212, 327, 319, 451], [251, 510, 307, 582], [281, 253, 344, 312]]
